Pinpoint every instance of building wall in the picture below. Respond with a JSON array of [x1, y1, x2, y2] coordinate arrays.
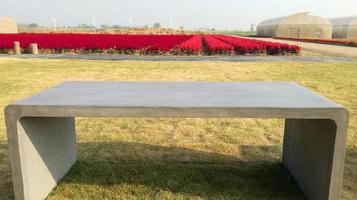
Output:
[[347, 26, 357, 41], [257, 24, 332, 39], [0, 17, 18, 33], [257, 25, 278, 37], [332, 26, 349, 39], [277, 24, 332, 39], [257, 13, 332, 39], [332, 25, 357, 41], [331, 17, 357, 41]]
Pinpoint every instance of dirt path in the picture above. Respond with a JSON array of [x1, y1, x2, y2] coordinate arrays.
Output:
[[247, 37, 357, 58]]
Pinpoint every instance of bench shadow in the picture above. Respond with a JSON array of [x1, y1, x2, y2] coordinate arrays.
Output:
[[55, 141, 305, 199], [3, 139, 357, 199]]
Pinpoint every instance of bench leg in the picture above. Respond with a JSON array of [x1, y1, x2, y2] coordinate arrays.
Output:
[[8, 117, 77, 200], [283, 119, 346, 200]]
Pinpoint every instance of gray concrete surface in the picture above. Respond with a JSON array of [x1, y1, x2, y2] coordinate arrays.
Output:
[[5, 81, 349, 200], [0, 54, 356, 62], [16, 117, 76, 200]]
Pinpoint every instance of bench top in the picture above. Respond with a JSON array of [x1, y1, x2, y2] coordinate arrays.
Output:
[[13, 81, 342, 109]]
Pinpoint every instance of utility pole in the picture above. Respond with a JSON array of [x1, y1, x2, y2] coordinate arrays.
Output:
[[169, 17, 173, 29], [92, 16, 96, 32], [51, 18, 57, 31], [250, 23, 255, 32], [209, 19, 214, 34], [129, 17, 133, 27]]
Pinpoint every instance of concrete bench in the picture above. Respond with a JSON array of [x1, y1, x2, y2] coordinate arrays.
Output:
[[5, 81, 349, 200]]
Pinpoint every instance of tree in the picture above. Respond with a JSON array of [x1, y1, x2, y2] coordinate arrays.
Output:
[[179, 26, 184, 31], [79, 24, 91, 28], [153, 23, 161, 29], [29, 23, 38, 28]]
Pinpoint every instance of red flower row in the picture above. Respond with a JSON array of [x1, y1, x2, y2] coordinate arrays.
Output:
[[213, 35, 300, 55], [203, 36, 234, 54], [177, 35, 203, 54], [214, 35, 264, 54], [176, 35, 300, 55]]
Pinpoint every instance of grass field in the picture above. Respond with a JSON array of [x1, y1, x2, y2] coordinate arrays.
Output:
[[0, 58, 356, 199]]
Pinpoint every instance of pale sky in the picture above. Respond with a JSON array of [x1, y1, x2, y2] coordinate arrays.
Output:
[[1, 0, 356, 30]]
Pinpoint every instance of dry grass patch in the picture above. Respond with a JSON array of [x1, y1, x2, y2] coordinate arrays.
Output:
[[0, 58, 356, 199]]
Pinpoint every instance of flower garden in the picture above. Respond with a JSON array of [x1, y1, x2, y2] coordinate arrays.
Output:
[[0, 33, 300, 55]]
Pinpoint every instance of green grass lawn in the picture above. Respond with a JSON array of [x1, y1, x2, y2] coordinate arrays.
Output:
[[0, 58, 356, 200]]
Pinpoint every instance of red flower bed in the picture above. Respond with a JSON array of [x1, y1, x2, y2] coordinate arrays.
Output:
[[0, 33, 192, 53], [177, 35, 203, 54], [213, 35, 264, 54], [202, 35, 234, 54], [253, 39, 301, 55], [275, 37, 357, 47], [0, 33, 300, 55], [214, 35, 300, 55]]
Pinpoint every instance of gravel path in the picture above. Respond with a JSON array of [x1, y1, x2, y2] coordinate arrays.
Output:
[[1, 54, 356, 62]]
